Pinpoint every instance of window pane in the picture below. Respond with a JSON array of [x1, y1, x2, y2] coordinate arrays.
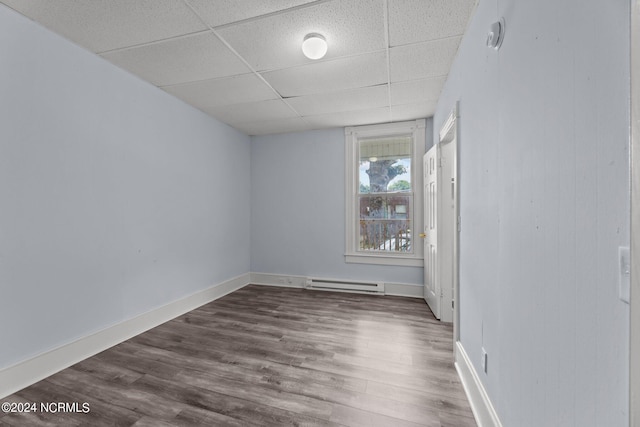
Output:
[[358, 135, 412, 194], [358, 194, 412, 252]]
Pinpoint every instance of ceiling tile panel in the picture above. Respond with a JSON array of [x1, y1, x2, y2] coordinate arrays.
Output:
[[285, 85, 388, 116], [388, 0, 476, 47], [304, 107, 391, 128], [187, 0, 319, 27], [101, 32, 251, 86], [262, 52, 387, 97], [163, 73, 279, 110], [2, 0, 477, 134], [216, 0, 385, 72], [204, 99, 299, 125], [389, 37, 462, 83], [390, 102, 438, 122], [390, 76, 446, 105], [236, 117, 314, 136], [0, 0, 207, 52]]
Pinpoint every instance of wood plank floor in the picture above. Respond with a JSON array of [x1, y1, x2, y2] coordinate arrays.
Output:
[[1, 285, 476, 426]]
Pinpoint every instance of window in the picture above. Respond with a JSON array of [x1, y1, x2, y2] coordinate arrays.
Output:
[[345, 120, 425, 266]]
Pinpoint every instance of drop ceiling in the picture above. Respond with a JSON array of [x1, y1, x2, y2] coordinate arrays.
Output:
[[0, 0, 476, 136]]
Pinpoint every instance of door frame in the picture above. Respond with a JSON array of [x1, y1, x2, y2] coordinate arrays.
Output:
[[438, 105, 460, 338], [630, 0, 639, 423]]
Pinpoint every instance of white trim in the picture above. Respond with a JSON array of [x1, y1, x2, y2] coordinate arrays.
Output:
[[631, 0, 640, 422], [250, 272, 308, 288], [439, 107, 457, 143], [441, 102, 460, 335], [345, 119, 426, 266], [383, 281, 423, 298], [455, 341, 503, 427], [250, 272, 423, 298], [454, 101, 460, 341], [0, 273, 251, 399], [344, 253, 424, 267]]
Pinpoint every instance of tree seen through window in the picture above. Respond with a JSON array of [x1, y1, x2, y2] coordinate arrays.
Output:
[[357, 136, 412, 252]]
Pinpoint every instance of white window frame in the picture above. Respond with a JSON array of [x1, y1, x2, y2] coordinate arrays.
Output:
[[345, 119, 425, 267]]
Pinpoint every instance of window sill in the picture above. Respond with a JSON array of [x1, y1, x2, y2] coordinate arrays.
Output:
[[345, 253, 424, 267]]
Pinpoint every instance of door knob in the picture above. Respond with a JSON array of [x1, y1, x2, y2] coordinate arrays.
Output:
[[419, 233, 426, 238]]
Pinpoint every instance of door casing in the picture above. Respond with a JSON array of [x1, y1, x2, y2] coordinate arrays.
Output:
[[424, 106, 459, 329], [630, 0, 639, 423]]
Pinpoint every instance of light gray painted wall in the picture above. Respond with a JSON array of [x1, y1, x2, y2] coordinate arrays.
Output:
[[250, 129, 423, 285], [434, 0, 630, 425], [0, 5, 251, 369]]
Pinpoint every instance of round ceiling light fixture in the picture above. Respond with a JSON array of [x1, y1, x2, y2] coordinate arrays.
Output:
[[302, 33, 327, 60]]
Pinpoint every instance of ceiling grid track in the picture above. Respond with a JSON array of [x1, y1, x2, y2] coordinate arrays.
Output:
[[181, 0, 308, 124], [95, 29, 211, 55], [211, 0, 334, 31], [382, 0, 393, 123]]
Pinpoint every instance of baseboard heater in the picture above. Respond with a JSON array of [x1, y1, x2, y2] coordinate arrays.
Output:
[[305, 277, 385, 294]]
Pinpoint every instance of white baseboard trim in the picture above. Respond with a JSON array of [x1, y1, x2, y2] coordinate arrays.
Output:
[[384, 282, 423, 298], [455, 340, 503, 427], [250, 272, 307, 288], [250, 272, 422, 298], [0, 272, 250, 400]]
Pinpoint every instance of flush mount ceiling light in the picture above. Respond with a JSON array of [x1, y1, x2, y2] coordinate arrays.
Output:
[[302, 33, 327, 60]]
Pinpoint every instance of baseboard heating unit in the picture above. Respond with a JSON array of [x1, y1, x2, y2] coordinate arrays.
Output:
[[305, 277, 385, 294]]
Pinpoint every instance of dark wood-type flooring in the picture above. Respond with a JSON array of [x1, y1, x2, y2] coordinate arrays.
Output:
[[1, 285, 476, 426]]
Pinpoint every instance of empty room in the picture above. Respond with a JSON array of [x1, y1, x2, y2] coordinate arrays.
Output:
[[0, 1, 636, 426]]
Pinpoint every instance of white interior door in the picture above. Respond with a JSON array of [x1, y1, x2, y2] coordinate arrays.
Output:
[[424, 108, 459, 324], [438, 140, 456, 323], [423, 145, 440, 319]]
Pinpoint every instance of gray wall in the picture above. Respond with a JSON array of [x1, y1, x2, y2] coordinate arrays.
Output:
[[434, 0, 630, 425], [251, 129, 423, 285], [0, 5, 251, 369]]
